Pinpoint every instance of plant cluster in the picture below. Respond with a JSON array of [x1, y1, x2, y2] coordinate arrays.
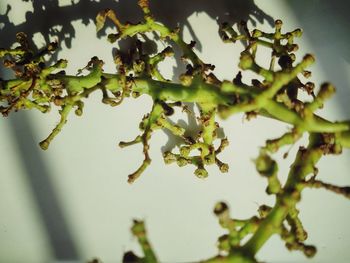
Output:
[[1, 0, 350, 262]]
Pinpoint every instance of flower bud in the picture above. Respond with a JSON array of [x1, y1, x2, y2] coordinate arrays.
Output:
[[194, 167, 208, 178]]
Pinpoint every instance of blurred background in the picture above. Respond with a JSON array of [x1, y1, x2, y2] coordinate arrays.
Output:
[[1, 0, 350, 262]]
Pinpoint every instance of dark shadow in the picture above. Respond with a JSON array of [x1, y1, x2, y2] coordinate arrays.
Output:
[[1, 0, 273, 55], [160, 103, 226, 153], [286, 0, 350, 117], [150, 0, 274, 51], [6, 111, 79, 260], [161, 103, 200, 153], [0, 0, 139, 51]]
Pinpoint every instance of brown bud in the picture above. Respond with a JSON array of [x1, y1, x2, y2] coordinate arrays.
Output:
[[214, 202, 228, 216], [138, 0, 149, 9], [275, 19, 283, 29]]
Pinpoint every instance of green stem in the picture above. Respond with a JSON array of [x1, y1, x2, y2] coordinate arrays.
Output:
[[131, 220, 158, 263], [263, 100, 350, 132], [39, 104, 73, 150], [241, 134, 322, 257]]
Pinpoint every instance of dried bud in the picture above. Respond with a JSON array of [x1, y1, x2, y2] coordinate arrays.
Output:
[[39, 140, 49, 150], [292, 28, 303, 38], [221, 138, 229, 148], [239, 51, 254, 70], [303, 54, 315, 65], [53, 96, 64, 106], [303, 82, 315, 95], [252, 29, 263, 38], [194, 167, 208, 178], [214, 202, 229, 216], [107, 33, 120, 43], [47, 42, 58, 51], [57, 59, 68, 69], [133, 59, 145, 73], [176, 157, 189, 167], [180, 146, 191, 156], [204, 155, 215, 165], [302, 71, 312, 78], [16, 32, 28, 47], [318, 82, 335, 100], [75, 108, 83, 116], [138, 0, 149, 9], [258, 205, 272, 218], [275, 19, 283, 29], [288, 44, 299, 52], [218, 162, 229, 173], [163, 151, 177, 164], [304, 245, 317, 258]]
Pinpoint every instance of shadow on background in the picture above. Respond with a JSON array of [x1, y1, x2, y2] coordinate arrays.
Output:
[[286, 0, 350, 117], [151, 0, 274, 51], [0, 0, 274, 55], [1, 0, 273, 261], [6, 110, 79, 260]]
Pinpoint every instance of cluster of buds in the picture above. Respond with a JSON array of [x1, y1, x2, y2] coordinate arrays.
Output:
[[0, 32, 63, 117], [95, 0, 233, 182]]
